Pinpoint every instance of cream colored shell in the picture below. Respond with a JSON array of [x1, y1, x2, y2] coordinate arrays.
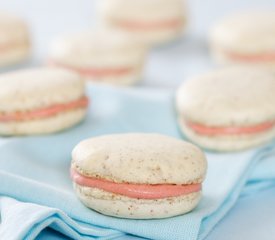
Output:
[[49, 30, 147, 68], [72, 133, 207, 185], [74, 183, 201, 219], [176, 67, 275, 127], [0, 13, 29, 46], [209, 10, 275, 54], [0, 67, 85, 112], [84, 64, 144, 85], [0, 44, 29, 67], [99, 0, 185, 22]]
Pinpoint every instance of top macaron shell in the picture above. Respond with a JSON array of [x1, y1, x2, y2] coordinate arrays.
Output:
[[72, 133, 207, 185], [99, 0, 185, 22], [49, 30, 147, 69], [0, 13, 29, 44], [0, 67, 85, 113], [176, 67, 275, 127]]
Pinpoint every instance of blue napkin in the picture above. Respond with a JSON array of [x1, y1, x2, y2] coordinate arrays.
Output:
[[0, 85, 274, 240]]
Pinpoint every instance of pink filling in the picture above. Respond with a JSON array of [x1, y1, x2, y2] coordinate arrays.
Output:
[[49, 61, 133, 78], [0, 96, 89, 122], [226, 51, 275, 62], [187, 120, 274, 136], [71, 168, 201, 199], [116, 19, 182, 30]]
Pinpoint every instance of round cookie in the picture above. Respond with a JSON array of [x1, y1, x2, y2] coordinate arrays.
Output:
[[98, 0, 187, 46], [209, 10, 275, 68], [0, 13, 30, 66], [48, 30, 147, 85], [0, 67, 88, 135], [176, 67, 275, 151], [71, 133, 207, 219]]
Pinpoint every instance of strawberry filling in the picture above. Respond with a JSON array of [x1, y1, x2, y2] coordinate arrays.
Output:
[[116, 18, 183, 30], [0, 96, 89, 122], [71, 168, 201, 199], [49, 61, 133, 78], [186, 120, 274, 136]]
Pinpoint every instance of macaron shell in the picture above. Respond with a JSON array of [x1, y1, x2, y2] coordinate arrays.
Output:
[[99, 0, 186, 22], [49, 61, 144, 85], [176, 67, 275, 127], [49, 30, 147, 68], [74, 183, 201, 219], [178, 117, 275, 151], [0, 44, 30, 67], [0, 67, 85, 112], [210, 11, 275, 53], [0, 108, 86, 136], [72, 133, 207, 185]]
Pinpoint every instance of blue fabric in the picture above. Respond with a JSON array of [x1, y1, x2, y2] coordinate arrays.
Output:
[[0, 85, 274, 240]]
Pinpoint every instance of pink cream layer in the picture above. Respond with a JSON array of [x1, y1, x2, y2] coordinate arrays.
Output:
[[186, 120, 274, 136], [49, 61, 133, 78], [71, 168, 201, 199], [0, 96, 89, 122], [226, 51, 275, 62], [116, 18, 183, 30]]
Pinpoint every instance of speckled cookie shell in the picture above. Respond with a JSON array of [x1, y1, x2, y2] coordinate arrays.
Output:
[[177, 67, 275, 126], [74, 183, 201, 219], [98, 0, 187, 45], [176, 67, 275, 151], [0, 67, 85, 112], [72, 133, 207, 185], [209, 10, 275, 66], [0, 13, 30, 66]]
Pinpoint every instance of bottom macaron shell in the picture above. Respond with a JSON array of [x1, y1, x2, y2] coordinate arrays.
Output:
[[74, 183, 201, 219], [0, 108, 86, 136], [178, 118, 275, 151], [85, 64, 143, 86], [49, 63, 143, 86], [211, 46, 275, 69], [0, 44, 29, 67]]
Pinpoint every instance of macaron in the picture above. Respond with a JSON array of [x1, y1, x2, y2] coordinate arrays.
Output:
[[0, 67, 88, 135], [176, 67, 275, 151], [71, 133, 207, 219], [98, 0, 187, 46], [0, 13, 30, 67], [209, 10, 275, 68], [48, 30, 147, 85]]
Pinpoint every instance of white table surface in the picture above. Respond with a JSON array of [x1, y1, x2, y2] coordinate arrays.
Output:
[[0, 1, 275, 239]]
